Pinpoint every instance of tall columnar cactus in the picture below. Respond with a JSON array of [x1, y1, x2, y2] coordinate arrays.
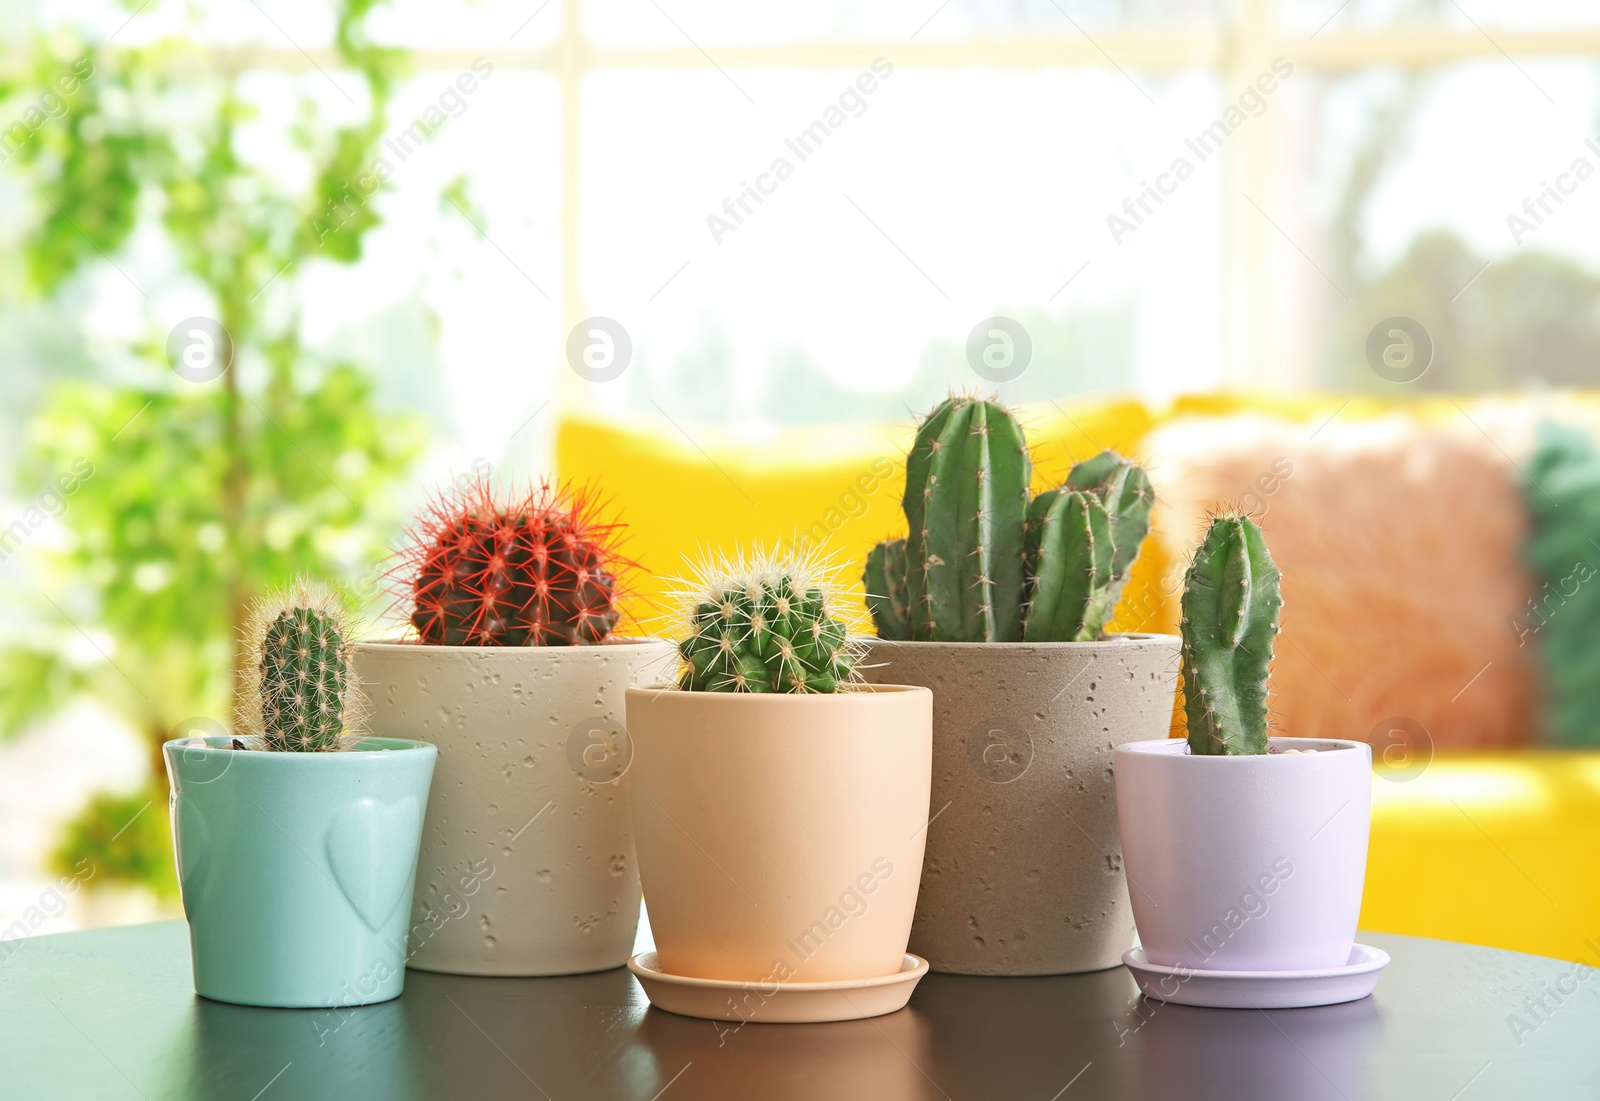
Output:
[[1180, 515, 1282, 756], [237, 578, 366, 752], [902, 396, 1031, 642], [864, 395, 1152, 643], [675, 547, 860, 693], [393, 478, 628, 646]]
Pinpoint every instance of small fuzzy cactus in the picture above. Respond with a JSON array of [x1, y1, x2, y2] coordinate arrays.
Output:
[[392, 478, 630, 646], [237, 578, 366, 751], [1180, 514, 1283, 756], [864, 395, 1152, 644], [674, 547, 861, 693]]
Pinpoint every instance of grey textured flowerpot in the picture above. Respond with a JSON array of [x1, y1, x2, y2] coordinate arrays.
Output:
[[858, 635, 1180, 975], [353, 639, 674, 976]]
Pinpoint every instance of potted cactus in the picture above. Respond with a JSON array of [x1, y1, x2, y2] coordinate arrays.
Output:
[[624, 547, 933, 1023], [352, 479, 673, 977], [857, 395, 1180, 976], [1114, 515, 1376, 1003], [163, 579, 438, 1008]]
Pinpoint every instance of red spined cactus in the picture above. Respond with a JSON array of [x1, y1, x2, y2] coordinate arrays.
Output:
[[393, 478, 631, 646]]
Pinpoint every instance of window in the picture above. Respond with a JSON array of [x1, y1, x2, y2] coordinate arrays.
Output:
[[15, 0, 1600, 428]]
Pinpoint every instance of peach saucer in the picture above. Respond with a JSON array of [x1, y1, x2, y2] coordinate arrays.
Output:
[[626, 952, 929, 1023]]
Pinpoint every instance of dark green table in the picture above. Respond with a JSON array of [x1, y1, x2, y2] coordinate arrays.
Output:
[[2, 922, 1597, 1099]]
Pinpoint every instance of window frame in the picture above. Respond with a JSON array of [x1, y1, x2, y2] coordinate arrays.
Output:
[[101, 0, 1600, 402]]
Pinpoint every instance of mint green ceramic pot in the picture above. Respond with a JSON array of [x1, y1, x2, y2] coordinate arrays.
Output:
[[163, 735, 437, 1008]]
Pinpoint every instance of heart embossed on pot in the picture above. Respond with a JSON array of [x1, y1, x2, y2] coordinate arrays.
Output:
[[325, 796, 423, 931]]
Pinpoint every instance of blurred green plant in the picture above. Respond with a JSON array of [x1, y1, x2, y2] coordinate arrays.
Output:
[[1522, 422, 1600, 747], [0, 2, 428, 896], [49, 791, 176, 895]]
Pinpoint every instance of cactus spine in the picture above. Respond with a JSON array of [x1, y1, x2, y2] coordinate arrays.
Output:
[[676, 547, 860, 693], [238, 578, 366, 752], [902, 396, 1031, 642], [1180, 515, 1282, 756], [865, 395, 1152, 644]]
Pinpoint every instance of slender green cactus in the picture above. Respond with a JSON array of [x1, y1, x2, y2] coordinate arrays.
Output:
[[237, 578, 365, 751], [676, 547, 860, 693], [1022, 488, 1115, 642], [1180, 515, 1282, 756], [863, 397, 1153, 643], [902, 396, 1031, 642], [863, 538, 911, 641]]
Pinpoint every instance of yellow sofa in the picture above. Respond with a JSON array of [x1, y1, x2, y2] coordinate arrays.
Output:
[[557, 397, 1600, 965]]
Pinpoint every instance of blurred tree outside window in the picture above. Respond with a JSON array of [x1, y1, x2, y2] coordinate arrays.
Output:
[[0, 1, 430, 907]]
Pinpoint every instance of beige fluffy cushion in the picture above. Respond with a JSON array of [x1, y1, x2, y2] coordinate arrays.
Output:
[[1143, 410, 1537, 749]]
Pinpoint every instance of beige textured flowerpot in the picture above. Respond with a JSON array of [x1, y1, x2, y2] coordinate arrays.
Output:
[[858, 635, 1180, 975], [353, 639, 674, 976], [625, 684, 933, 983]]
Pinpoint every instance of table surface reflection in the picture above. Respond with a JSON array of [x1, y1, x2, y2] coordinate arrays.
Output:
[[2, 922, 1597, 1100]]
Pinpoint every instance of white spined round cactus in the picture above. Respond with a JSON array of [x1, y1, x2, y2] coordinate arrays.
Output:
[[235, 577, 367, 751], [670, 545, 864, 693]]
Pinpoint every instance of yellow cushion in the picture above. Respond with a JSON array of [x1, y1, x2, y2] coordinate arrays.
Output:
[[1364, 751, 1600, 964]]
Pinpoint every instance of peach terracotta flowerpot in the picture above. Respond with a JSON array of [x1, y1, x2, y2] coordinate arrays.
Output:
[[625, 684, 933, 984]]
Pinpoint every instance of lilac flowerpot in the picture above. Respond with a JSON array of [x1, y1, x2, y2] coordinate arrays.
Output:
[[1114, 738, 1372, 972]]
